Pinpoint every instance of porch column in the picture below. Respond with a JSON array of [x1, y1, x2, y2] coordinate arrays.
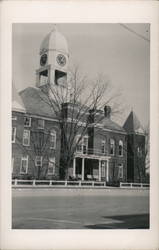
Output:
[[82, 158, 85, 181], [73, 157, 76, 178], [98, 159, 101, 181], [106, 160, 109, 182]]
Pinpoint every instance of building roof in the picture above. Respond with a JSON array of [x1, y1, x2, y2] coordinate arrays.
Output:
[[123, 111, 144, 134], [40, 26, 69, 55], [101, 117, 126, 133], [13, 85, 127, 134], [12, 83, 26, 113], [19, 87, 57, 119]]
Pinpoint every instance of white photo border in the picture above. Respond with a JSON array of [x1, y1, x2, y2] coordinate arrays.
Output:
[[0, 1, 159, 250]]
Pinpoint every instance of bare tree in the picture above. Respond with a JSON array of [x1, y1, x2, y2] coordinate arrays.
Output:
[[144, 124, 150, 171], [39, 66, 123, 180], [15, 127, 57, 179]]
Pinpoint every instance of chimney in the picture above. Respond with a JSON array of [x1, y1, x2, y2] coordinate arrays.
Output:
[[104, 105, 111, 118]]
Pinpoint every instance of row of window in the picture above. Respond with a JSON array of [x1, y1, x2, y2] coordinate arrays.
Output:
[[13, 116, 46, 129], [109, 138, 123, 156], [12, 128, 124, 157], [24, 117, 45, 129], [12, 127, 56, 148], [76, 136, 124, 156], [12, 156, 55, 175], [12, 156, 123, 178]]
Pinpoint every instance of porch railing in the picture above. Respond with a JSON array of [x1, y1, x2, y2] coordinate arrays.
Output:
[[76, 148, 108, 156]]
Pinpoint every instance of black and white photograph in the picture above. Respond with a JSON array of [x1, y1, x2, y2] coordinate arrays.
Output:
[[12, 23, 150, 229], [1, 1, 159, 250]]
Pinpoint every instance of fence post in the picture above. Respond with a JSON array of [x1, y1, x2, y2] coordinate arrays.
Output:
[[33, 180, 36, 186], [130, 183, 133, 188], [49, 180, 52, 186], [120, 182, 122, 188], [65, 181, 67, 187], [92, 181, 94, 187], [79, 181, 81, 187]]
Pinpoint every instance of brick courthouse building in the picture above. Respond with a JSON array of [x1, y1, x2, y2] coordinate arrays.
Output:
[[12, 27, 146, 183]]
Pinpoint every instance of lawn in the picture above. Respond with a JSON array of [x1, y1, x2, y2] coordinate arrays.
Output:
[[12, 188, 149, 229]]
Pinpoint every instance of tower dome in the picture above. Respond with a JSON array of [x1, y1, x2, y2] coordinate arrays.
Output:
[[36, 25, 69, 91], [40, 26, 69, 55]]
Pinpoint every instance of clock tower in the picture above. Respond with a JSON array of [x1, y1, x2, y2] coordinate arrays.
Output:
[[36, 26, 69, 93]]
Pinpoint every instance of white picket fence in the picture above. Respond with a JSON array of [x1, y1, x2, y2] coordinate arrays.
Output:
[[12, 179, 149, 189], [120, 182, 149, 188], [12, 179, 106, 187]]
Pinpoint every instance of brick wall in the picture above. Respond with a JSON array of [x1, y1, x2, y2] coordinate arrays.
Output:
[[12, 111, 61, 179], [127, 133, 145, 182], [92, 127, 127, 182]]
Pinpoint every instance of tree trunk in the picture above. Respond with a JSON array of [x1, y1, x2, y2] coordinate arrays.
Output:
[[37, 166, 41, 180], [59, 154, 72, 180]]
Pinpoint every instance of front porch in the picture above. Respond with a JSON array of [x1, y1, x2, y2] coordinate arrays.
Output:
[[72, 154, 110, 182]]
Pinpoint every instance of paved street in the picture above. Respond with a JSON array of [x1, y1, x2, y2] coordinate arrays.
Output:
[[12, 188, 149, 229]]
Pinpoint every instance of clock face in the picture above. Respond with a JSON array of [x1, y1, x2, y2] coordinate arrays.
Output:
[[56, 54, 66, 67], [40, 54, 47, 66]]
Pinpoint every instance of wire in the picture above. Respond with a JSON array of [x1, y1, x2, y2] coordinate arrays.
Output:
[[119, 24, 150, 42]]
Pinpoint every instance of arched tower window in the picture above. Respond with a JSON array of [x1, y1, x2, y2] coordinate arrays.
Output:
[[109, 139, 115, 155], [119, 140, 123, 156], [101, 140, 106, 154]]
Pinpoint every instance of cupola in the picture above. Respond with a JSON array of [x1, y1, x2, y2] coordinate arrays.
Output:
[[36, 25, 69, 89]]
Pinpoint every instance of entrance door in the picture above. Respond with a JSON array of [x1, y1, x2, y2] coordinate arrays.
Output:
[[84, 159, 92, 180], [101, 161, 106, 181]]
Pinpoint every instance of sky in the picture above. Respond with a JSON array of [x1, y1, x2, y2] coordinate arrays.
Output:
[[12, 23, 150, 127]]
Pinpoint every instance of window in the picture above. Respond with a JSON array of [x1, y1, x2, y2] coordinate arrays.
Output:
[[48, 157, 55, 175], [101, 140, 106, 154], [24, 116, 31, 127], [20, 156, 28, 174], [23, 130, 30, 146], [38, 119, 45, 129], [12, 127, 16, 143], [76, 135, 88, 154], [119, 140, 123, 156], [35, 156, 42, 167], [50, 130, 56, 149], [137, 147, 143, 157], [109, 138, 115, 155], [83, 136, 88, 154], [118, 164, 123, 179]]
